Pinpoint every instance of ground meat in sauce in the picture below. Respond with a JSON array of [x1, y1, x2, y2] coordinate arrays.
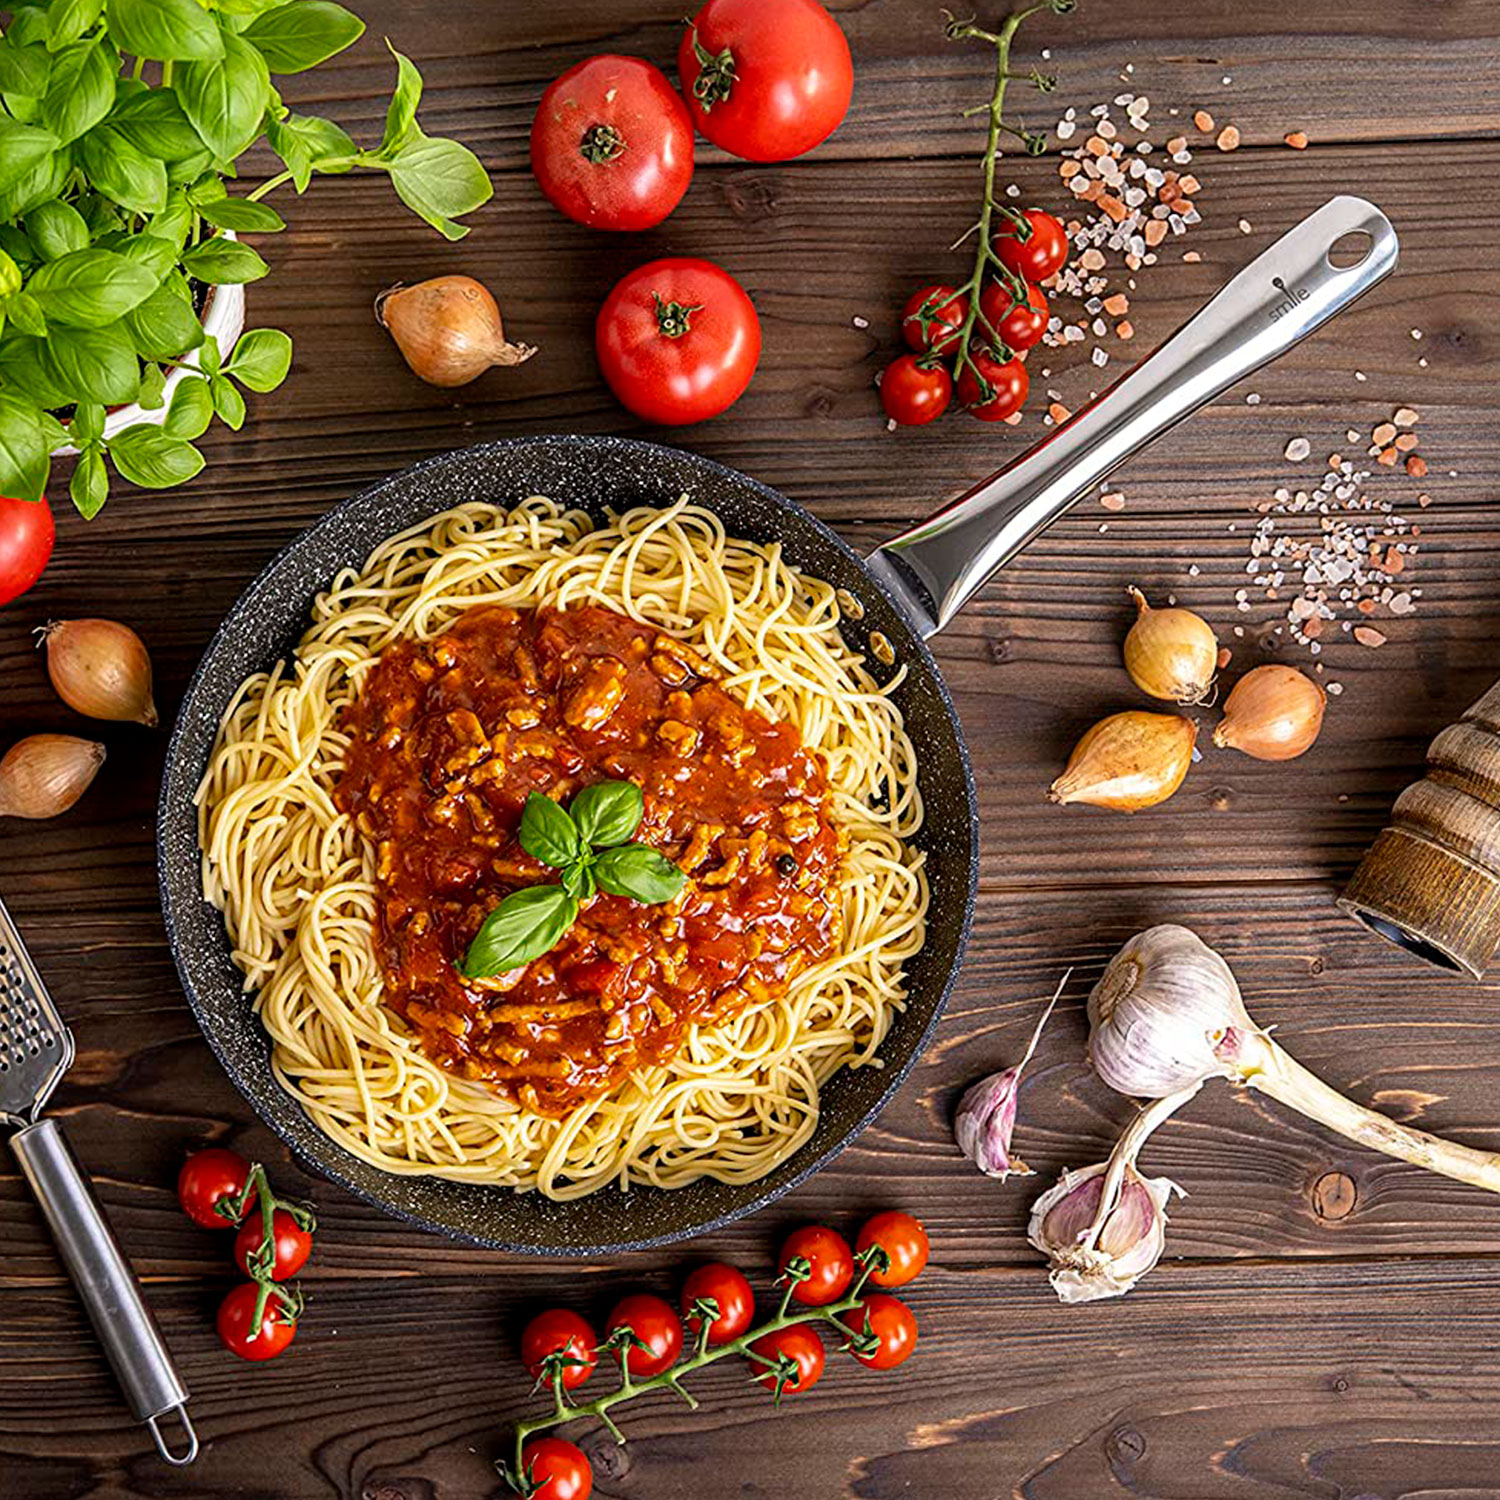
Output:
[[335, 603, 846, 1116]]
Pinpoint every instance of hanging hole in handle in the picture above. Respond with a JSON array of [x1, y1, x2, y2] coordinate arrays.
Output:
[[1327, 229, 1375, 269], [148, 1405, 199, 1466]]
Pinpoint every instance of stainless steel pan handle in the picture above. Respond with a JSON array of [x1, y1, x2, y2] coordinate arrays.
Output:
[[865, 195, 1399, 637]]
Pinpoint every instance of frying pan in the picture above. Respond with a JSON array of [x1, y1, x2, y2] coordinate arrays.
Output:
[[159, 196, 1396, 1253]]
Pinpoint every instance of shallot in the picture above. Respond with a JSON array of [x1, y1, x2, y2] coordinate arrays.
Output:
[[39, 618, 157, 726], [1048, 710, 1197, 812], [376, 275, 537, 388], [0, 734, 106, 819], [1122, 587, 1218, 704], [1212, 663, 1325, 761]]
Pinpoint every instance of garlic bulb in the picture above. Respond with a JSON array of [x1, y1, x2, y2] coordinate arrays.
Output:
[[1122, 587, 1218, 704], [1048, 711, 1197, 813], [954, 975, 1064, 1180]]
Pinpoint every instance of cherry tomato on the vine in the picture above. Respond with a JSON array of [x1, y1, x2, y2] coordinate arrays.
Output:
[[993, 208, 1069, 283], [177, 1148, 254, 1230], [0, 495, 53, 607], [681, 1262, 755, 1346], [530, 55, 694, 231], [233, 1208, 312, 1282], [778, 1224, 854, 1306], [955, 348, 1029, 422], [840, 1293, 918, 1370], [901, 283, 969, 355], [216, 1282, 297, 1362], [855, 1210, 930, 1289], [880, 355, 951, 426], [605, 1293, 683, 1377], [978, 280, 1049, 352], [747, 1323, 826, 1396], [678, 0, 853, 163], [595, 257, 761, 426], [520, 1436, 593, 1500], [520, 1308, 599, 1391]]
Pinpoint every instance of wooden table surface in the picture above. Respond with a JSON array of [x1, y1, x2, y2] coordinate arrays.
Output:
[[4, 2, 1500, 1496]]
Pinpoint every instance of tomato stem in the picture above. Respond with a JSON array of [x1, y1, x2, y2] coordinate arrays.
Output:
[[652, 293, 705, 338], [687, 26, 737, 111], [578, 124, 626, 163]]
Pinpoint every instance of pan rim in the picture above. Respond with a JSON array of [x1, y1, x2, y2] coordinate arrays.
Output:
[[157, 433, 979, 1254]]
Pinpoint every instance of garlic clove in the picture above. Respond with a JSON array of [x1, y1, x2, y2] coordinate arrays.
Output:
[[1212, 663, 1326, 761], [1049, 710, 1197, 812], [1122, 586, 1218, 704], [0, 734, 106, 819], [39, 618, 157, 726]]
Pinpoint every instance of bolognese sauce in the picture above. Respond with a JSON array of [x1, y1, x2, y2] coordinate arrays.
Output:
[[336, 603, 845, 1115]]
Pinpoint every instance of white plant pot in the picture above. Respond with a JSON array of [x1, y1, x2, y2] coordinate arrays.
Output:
[[52, 231, 247, 456]]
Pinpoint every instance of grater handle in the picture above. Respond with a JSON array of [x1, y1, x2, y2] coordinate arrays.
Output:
[[11, 1119, 198, 1465]]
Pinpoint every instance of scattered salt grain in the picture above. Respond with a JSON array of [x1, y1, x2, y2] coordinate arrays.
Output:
[[1284, 437, 1311, 461], [852, 316, 869, 329]]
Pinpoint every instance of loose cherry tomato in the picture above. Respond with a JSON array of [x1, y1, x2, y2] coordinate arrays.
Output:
[[978, 280, 1049, 352], [993, 208, 1069, 283], [955, 348, 1029, 421], [778, 1224, 854, 1306], [678, 0, 853, 163], [233, 1208, 312, 1282], [520, 1436, 593, 1500], [855, 1210, 930, 1288], [177, 1148, 254, 1230], [605, 1293, 683, 1377], [901, 284, 969, 355], [681, 1262, 755, 1346], [530, 55, 694, 231], [880, 355, 950, 426], [216, 1282, 297, 1362], [0, 494, 53, 607], [747, 1323, 825, 1395], [520, 1308, 599, 1391], [595, 257, 761, 426], [840, 1293, 918, 1370]]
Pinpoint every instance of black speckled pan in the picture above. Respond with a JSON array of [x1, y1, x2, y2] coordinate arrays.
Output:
[[158, 435, 978, 1255]]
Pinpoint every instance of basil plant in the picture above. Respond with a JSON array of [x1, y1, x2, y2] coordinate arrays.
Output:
[[0, 0, 492, 516]]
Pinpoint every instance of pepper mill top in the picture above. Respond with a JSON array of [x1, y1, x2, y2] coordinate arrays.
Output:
[[1339, 680, 1500, 977]]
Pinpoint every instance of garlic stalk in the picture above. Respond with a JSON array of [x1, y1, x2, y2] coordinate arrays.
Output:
[[1089, 924, 1500, 1197]]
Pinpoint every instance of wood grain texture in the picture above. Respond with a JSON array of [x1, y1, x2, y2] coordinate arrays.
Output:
[[2, 0, 1499, 1495]]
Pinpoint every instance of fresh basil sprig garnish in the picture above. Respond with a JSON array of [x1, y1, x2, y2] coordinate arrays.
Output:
[[459, 781, 686, 981]]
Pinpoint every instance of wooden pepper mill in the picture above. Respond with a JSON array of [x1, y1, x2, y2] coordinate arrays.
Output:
[[1340, 680, 1500, 977]]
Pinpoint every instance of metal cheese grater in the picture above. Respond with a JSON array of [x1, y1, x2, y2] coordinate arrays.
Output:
[[0, 894, 197, 1465]]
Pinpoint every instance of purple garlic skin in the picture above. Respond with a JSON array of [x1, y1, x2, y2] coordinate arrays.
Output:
[[955, 1066, 1030, 1180]]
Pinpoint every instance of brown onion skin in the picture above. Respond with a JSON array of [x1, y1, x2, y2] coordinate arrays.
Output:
[[1122, 586, 1218, 704], [41, 618, 157, 726], [1049, 711, 1198, 812], [0, 735, 106, 819], [1213, 664, 1326, 761], [376, 276, 537, 388]]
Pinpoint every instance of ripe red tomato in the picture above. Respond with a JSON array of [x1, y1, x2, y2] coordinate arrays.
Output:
[[955, 348, 1029, 421], [901, 284, 968, 354], [595, 258, 761, 426], [520, 1437, 593, 1500], [777, 1224, 854, 1306], [993, 208, 1069, 283], [530, 55, 694, 231], [880, 355, 950, 426], [747, 1324, 825, 1396], [681, 1262, 754, 1346], [233, 1209, 312, 1283], [216, 1283, 297, 1362], [520, 1308, 599, 1391], [978, 280, 1049, 352], [605, 1293, 683, 1377], [0, 494, 54, 607], [678, 0, 853, 162], [177, 1148, 254, 1230], [840, 1293, 918, 1370], [855, 1210, 930, 1288]]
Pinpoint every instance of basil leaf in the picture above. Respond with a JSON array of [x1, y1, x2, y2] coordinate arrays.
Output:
[[107, 422, 203, 487], [0, 121, 60, 190], [8, 8, 51, 47], [0, 335, 73, 407], [79, 125, 167, 213], [123, 276, 204, 359], [570, 781, 644, 848], [380, 41, 420, 154], [197, 331, 221, 375], [0, 40, 53, 98], [6, 292, 47, 337], [108, 88, 207, 161], [388, 133, 492, 241], [118, 232, 175, 281], [560, 861, 597, 902], [0, 144, 68, 220], [0, 394, 53, 502], [41, 321, 139, 403], [28, 247, 157, 326], [105, 0, 224, 61], [209, 371, 244, 428], [145, 190, 193, 252], [266, 109, 353, 191], [243, 1, 363, 74], [0, 227, 37, 273], [460, 885, 577, 979], [136, 358, 165, 408], [519, 791, 582, 869], [163, 374, 212, 438], [179, 235, 269, 284], [44, 0, 104, 52], [69, 447, 108, 517], [196, 195, 285, 233], [224, 326, 290, 391], [70, 399, 105, 444], [76, 189, 120, 237], [40, 35, 114, 145], [22, 198, 86, 259], [594, 844, 686, 905], [176, 32, 269, 160]]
